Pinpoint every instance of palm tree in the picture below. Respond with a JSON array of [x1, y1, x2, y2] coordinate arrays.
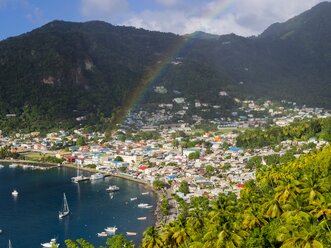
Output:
[[301, 175, 328, 205], [185, 217, 203, 242], [142, 226, 163, 248], [263, 199, 283, 219], [310, 199, 331, 232], [171, 223, 190, 248], [216, 223, 245, 248], [277, 223, 324, 248], [274, 180, 301, 204], [242, 206, 267, 230]]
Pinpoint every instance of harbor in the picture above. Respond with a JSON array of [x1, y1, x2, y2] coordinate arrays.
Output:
[[0, 164, 156, 247]]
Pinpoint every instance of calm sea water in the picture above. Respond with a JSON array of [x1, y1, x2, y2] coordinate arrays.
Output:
[[0, 164, 156, 247]]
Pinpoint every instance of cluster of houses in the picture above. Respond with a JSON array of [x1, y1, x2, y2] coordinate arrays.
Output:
[[124, 96, 331, 130], [0, 98, 330, 206]]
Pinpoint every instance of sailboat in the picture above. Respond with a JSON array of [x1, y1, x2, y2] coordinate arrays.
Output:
[[59, 193, 70, 219]]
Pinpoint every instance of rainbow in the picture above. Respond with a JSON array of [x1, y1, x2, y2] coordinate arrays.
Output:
[[111, 0, 237, 129]]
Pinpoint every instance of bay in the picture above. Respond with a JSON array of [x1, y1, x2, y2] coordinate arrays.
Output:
[[0, 164, 156, 247]]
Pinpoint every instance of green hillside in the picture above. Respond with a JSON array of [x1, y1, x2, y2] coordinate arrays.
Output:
[[1, 2, 331, 131]]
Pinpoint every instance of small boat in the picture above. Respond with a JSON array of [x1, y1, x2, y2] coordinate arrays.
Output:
[[105, 226, 117, 235], [90, 173, 104, 180], [9, 164, 18, 168], [141, 192, 149, 195], [130, 197, 137, 201], [126, 232, 137, 236], [12, 190, 18, 196], [0, 164, 4, 169], [97, 231, 108, 237], [137, 203, 149, 208], [22, 164, 31, 170], [59, 193, 70, 219], [137, 217, 147, 220], [106, 185, 120, 192], [41, 238, 59, 248], [71, 175, 90, 183], [71, 165, 90, 183]]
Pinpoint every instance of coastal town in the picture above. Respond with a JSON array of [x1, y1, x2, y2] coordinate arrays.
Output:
[[1, 99, 330, 224]]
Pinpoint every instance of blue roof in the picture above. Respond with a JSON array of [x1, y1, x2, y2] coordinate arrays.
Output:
[[143, 148, 159, 152], [228, 147, 241, 152], [166, 175, 176, 179], [112, 161, 122, 164]]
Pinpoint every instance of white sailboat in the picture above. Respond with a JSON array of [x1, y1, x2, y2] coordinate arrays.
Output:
[[59, 193, 70, 219]]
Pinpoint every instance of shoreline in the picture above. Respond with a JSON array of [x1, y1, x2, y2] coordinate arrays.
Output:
[[0, 159, 59, 167], [62, 163, 164, 226], [0, 159, 164, 226]]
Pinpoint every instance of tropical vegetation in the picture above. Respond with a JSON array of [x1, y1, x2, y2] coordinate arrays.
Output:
[[139, 145, 331, 247], [236, 118, 331, 149]]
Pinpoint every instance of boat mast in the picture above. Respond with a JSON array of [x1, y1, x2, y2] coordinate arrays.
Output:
[[63, 193, 69, 212]]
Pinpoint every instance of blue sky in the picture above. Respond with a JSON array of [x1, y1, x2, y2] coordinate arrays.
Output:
[[0, 0, 326, 40]]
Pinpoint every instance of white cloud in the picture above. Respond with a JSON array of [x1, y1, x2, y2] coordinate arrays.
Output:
[[78, 0, 326, 36], [26, 7, 44, 24], [81, 0, 129, 19], [123, 0, 326, 36], [229, 0, 325, 34]]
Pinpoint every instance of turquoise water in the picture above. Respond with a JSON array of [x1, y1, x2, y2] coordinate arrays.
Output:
[[0, 164, 156, 247]]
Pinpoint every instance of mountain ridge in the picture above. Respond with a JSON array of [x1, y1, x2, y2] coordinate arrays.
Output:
[[1, 2, 331, 131]]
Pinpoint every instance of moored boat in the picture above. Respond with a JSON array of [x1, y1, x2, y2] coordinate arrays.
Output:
[[41, 238, 59, 248], [137, 203, 148, 208], [126, 232, 137, 236], [130, 197, 137, 201], [12, 190, 18, 196], [90, 173, 104, 180], [106, 185, 120, 192], [97, 231, 108, 237], [9, 164, 18, 168], [0, 164, 4, 169], [137, 217, 147, 220], [141, 192, 149, 195], [71, 175, 90, 183], [71, 164, 90, 183], [105, 226, 117, 235]]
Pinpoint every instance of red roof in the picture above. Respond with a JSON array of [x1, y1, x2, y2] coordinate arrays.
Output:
[[139, 166, 148, 170], [236, 184, 245, 188]]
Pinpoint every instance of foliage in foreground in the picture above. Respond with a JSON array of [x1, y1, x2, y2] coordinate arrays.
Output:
[[141, 146, 331, 247], [65, 234, 133, 248]]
